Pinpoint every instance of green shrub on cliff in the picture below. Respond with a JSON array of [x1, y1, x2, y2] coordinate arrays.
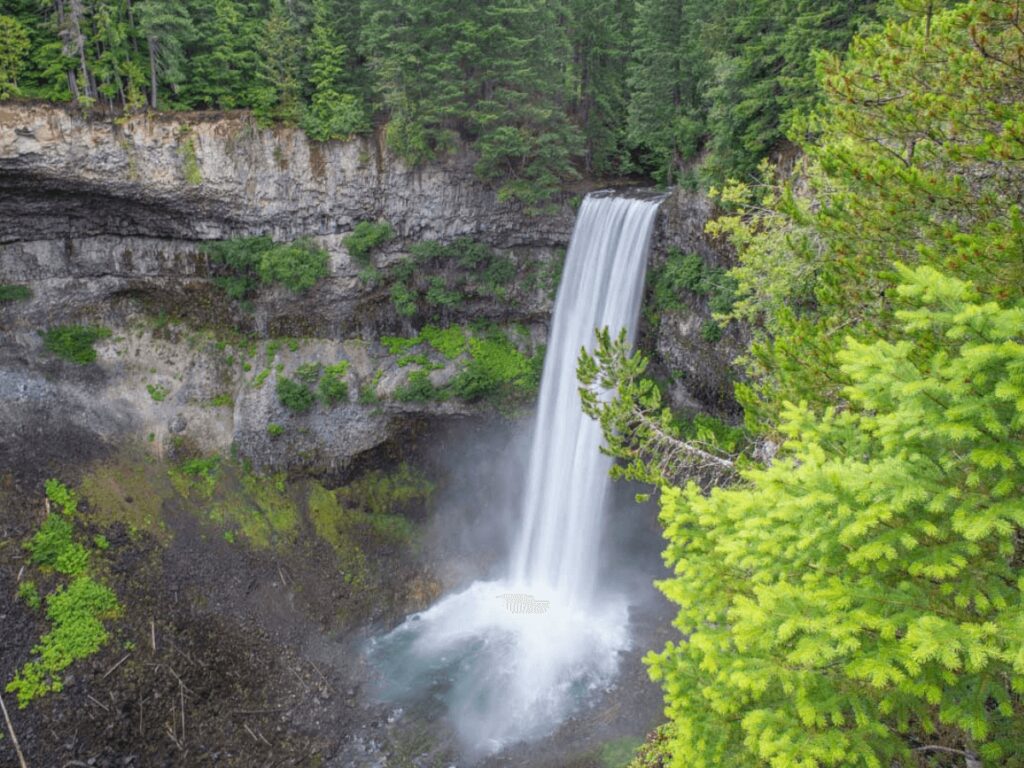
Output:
[[42, 325, 112, 364], [205, 236, 329, 300], [344, 221, 395, 266], [276, 375, 315, 413]]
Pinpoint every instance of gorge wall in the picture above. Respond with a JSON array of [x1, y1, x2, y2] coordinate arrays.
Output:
[[0, 103, 737, 475]]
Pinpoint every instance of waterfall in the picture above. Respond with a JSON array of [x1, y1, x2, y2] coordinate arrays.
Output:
[[367, 192, 664, 756], [511, 193, 663, 607]]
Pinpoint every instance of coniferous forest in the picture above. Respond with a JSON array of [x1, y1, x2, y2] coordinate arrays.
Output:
[[0, 0, 882, 202], [2, 1, 1024, 767]]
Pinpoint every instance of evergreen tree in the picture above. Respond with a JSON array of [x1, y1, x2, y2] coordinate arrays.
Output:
[[711, 0, 1024, 430], [0, 14, 30, 98], [644, 265, 1024, 767], [182, 0, 256, 109], [627, 0, 708, 185], [300, 0, 369, 140], [136, 0, 193, 108], [566, 0, 633, 175], [252, 0, 304, 124]]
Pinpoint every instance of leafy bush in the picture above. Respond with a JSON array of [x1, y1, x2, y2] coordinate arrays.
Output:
[[343, 220, 395, 265], [204, 236, 329, 299], [276, 376, 315, 413], [448, 334, 541, 402], [267, 422, 284, 437], [256, 237, 329, 292], [390, 281, 418, 317], [419, 325, 468, 359], [43, 325, 111, 364], [0, 283, 31, 301], [294, 361, 322, 383], [7, 576, 121, 707], [395, 370, 441, 402], [317, 361, 350, 404], [648, 248, 736, 327], [386, 238, 519, 319]]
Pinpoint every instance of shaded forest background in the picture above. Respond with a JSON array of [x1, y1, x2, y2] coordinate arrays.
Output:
[[0, 0, 902, 202]]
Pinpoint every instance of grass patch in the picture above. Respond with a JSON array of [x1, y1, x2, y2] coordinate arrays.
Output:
[[43, 325, 112, 364], [267, 422, 284, 437], [80, 453, 175, 539], [0, 284, 32, 302]]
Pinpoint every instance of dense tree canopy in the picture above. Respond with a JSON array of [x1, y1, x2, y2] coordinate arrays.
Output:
[[0, 0, 880, 199]]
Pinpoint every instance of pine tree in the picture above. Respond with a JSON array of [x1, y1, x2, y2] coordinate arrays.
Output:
[[643, 265, 1024, 767], [136, 0, 193, 108], [300, 0, 369, 140], [251, 0, 304, 124], [566, 0, 633, 175], [0, 14, 30, 98], [182, 0, 255, 109], [626, 0, 707, 185]]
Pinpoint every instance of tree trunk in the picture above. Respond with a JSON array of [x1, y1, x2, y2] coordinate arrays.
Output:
[[148, 37, 158, 109]]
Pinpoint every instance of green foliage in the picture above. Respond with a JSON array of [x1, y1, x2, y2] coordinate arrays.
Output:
[[318, 361, 350, 404], [648, 249, 736, 326], [299, 0, 369, 140], [147, 383, 169, 402], [295, 361, 322, 384], [204, 236, 329, 300], [713, 0, 1024, 432], [276, 375, 315, 413], [45, 479, 79, 516], [17, 580, 41, 611], [362, 0, 580, 205], [448, 334, 541, 403], [256, 238, 329, 292], [394, 369, 440, 403], [175, 455, 222, 497], [388, 238, 517, 319], [178, 137, 202, 184], [647, 266, 1024, 767], [43, 325, 112, 365], [343, 221, 395, 266], [0, 15, 30, 99], [419, 325, 467, 359], [0, 284, 31, 302], [7, 576, 121, 708], [267, 422, 284, 437]]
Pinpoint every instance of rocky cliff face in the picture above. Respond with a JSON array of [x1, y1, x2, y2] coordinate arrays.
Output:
[[0, 103, 737, 474]]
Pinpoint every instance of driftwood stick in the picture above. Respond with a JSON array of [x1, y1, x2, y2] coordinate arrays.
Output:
[[0, 691, 29, 768]]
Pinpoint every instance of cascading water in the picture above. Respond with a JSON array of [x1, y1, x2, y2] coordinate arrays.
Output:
[[367, 192, 665, 756]]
